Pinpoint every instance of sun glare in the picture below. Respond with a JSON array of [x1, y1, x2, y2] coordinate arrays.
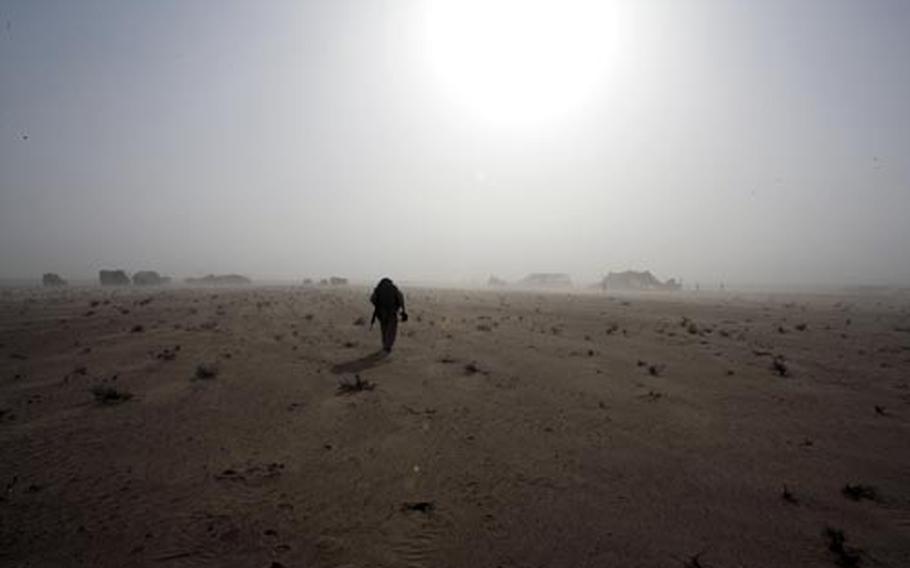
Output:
[[423, 0, 624, 126]]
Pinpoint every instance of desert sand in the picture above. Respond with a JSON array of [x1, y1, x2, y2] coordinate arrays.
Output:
[[1, 285, 908, 567]]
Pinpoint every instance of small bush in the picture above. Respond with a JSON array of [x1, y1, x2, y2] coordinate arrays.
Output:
[[401, 501, 435, 513], [823, 527, 862, 567], [771, 357, 789, 377], [337, 374, 375, 395], [194, 363, 219, 380], [781, 485, 798, 504], [841, 484, 877, 501], [90, 385, 133, 405]]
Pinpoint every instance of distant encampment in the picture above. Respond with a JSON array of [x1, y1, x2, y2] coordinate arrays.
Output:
[[519, 273, 572, 288], [601, 270, 681, 291], [184, 274, 252, 286], [42, 273, 67, 286], [328, 276, 348, 286], [132, 271, 171, 286], [488, 275, 508, 287], [99, 269, 130, 286]]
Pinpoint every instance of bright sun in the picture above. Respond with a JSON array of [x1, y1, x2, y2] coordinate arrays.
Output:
[[423, 0, 624, 126]]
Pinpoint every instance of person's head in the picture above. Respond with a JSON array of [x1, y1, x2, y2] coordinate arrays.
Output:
[[379, 277, 392, 287]]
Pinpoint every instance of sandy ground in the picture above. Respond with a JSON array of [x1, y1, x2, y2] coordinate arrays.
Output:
[[1, 284, 909, 568]]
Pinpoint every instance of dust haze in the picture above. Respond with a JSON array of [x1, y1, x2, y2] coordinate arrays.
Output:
[[3, 4, 910, 567], [1, 1, 908, 288]]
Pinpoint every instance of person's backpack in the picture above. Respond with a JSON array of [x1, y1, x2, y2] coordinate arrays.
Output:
[[372, 280, 400, 310]]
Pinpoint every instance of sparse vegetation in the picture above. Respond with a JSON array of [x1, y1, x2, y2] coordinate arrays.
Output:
[[771, 356, 789, 377], [677, 550, 709, 568], [841, 483, 877, 501], [823, 527, 862, 567], [781, 485, 798, 504], [642, 390, 663, 401], [90, 385, 133, 405], [194, 362, 219, 380], [401, 501, 435, 513], [337, 374, 375, 394], [155, 345, 179, 361], [680, 316, 699, 335]]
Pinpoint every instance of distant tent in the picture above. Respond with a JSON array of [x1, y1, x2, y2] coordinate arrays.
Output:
[[42, 273, 67, 286], [185, 274, 251, 285], [132, 271, 170, 286], [601, 270, 681, 291], [519, 273, 572, 288], [488, 275, 507, 286], [99, 269, 130, 286]]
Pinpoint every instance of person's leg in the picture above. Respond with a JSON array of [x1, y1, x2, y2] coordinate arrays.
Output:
[[385, 315, 398, 351], [379, 317, 392, 351]]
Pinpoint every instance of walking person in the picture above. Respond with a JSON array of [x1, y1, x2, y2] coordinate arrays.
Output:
[[370, 277, 407, 353]]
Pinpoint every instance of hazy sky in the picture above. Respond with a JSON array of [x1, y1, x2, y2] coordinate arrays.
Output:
[[1, 0, 908, 286]]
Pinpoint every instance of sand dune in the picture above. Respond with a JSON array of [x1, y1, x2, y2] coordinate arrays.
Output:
[[1, 285, 908, 567]]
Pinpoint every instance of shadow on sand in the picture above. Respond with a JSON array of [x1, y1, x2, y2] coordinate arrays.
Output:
[[331, 350, 390, 375]]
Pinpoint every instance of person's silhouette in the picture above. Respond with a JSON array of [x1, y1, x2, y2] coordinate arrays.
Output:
[[370, 277, 407, 353]]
